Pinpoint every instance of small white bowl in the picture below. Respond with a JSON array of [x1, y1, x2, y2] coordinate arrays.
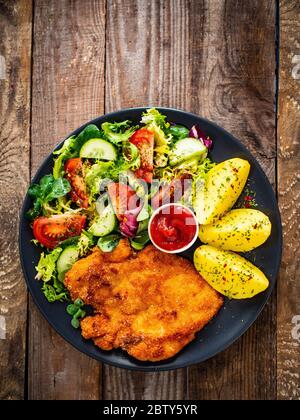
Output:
[[148, 203, 199, 254]]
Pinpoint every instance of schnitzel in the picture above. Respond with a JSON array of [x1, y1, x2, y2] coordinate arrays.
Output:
[[64, 239, 223, 361], [65, 240, 223, 361]]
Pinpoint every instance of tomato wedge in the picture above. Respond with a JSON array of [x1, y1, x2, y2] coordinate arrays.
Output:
[[107, 183, 140, 221], [33, 214, 86, 249], [152, 176, 192, 209], [64, 158, 89, 208], [129, 128, 154, 183]]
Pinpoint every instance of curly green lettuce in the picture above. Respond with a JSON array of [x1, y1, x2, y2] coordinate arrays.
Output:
[[77, 230, 95, 257], [101, 120, 138, 144], [154, 157, 215, 182], [141, 108, 172, 168], [53, 124, 104, 178], [35, 247, 69, 303]]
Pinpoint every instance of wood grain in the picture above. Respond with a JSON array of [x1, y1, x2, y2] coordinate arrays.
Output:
[[104, 0, 194, 400], [7, 0, 297, 400], [28, 0, 106, 400], [0, 0, 32, 400], [104, 0, 277, 400], [186, 0, 277, 400], [277, 0, 300, 400]]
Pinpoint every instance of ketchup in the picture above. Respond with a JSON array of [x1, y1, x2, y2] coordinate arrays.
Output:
[[150, 204, 197, 252]]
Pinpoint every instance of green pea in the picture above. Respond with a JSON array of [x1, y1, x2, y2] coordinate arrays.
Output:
[[71, 318, 80, 329], [66, 304, 78, 316], [74, 309, 86, 319], [74, 298, 84, 307]]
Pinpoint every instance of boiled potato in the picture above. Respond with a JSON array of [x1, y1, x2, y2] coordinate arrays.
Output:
[[194, 245, 269, 299], [193, 158, 250, 225], [199, 209, 271, 252]]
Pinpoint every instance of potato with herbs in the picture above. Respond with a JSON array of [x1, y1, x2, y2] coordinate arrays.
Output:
[[194, 245, 269, 299], [193, 158, 250, 225], [199, 209, 272, 252]]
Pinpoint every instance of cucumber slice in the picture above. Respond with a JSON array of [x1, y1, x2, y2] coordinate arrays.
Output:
[[97, 234, 121, 253], [95, 193, 110, 216], [80, 138, 117, 160], [57, 245, 79, 282], [130, 230, 150, 250], [137, 200, 150, 222], [89, 202, 117, 237], [169, 137, 207, 167]]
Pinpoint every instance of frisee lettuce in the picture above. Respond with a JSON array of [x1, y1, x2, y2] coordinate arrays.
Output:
[[35, 247, 62, 282], [77, 230, 94, 257], [53, 124, 104, 178], [35, 247, 69, 302], [101, 121, 138, 144], [42, 283, 69, 303], [154, 157, 215, 183], [141, 108, 172, 168]]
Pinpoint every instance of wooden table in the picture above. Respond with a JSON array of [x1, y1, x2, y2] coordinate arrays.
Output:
[[0, 0, 299, 400]]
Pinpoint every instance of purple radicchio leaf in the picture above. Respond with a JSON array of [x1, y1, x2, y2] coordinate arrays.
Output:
[[119, 203, 142, 238], [189, 124, 213, 151]]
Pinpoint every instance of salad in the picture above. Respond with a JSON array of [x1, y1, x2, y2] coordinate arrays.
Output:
[[26, 108, 215, 305]]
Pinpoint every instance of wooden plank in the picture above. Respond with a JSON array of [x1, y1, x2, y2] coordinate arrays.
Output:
[[277, 0, 300, 400], [187, 0, 277, 400], [103, 0, 193, 399], [103, 367, 186, 400], [0, 0, 32, 400], [28, 0, 106, 400]]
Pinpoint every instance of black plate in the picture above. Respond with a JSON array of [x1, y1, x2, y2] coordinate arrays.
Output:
[[19, 107, 282, 371]]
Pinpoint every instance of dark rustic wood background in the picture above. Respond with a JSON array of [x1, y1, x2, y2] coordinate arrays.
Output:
[[0, 0, 299, 400]]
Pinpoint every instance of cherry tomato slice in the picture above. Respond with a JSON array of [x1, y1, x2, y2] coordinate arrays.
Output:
[[33, 214, 86, 249], [64, 158, 89, 208], [107, 183, 140, 221], [129, 128, 154, 183]]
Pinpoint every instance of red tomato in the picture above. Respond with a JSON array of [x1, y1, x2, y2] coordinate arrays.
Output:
[[129, 128, 154, 183], [151, 176, 192, 209], [33, 214, 86, 249], [107, 183, 140, 221], [64, 158, 89, 208]]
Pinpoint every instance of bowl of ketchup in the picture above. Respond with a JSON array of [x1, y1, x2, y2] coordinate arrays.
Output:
[[148, 203, 199, 253]]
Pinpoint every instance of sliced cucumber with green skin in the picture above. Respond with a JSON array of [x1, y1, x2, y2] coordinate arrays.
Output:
[[137, 218, 149, 234], [137, 200, 149, 222], [89, 202, 117, 237], [80, 138, 117, 160], [57, 245, 79, 282], [169, 137, 207, 167], [97, 234, 121, 252], [95, 193, 110, 216], [130, 230, 150, 250]]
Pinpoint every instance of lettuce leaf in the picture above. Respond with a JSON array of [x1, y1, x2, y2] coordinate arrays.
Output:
[[154, 157, 216, 183], [101, 121, 138, 144], [141, 108, 172, 167], [35, 247, 62, 282], [77, 230, 95, 257], [53, 125, 103, 178], [35, 247, 70, 302], [26, 175, 71, 220], [85, 161, 114, 201]]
